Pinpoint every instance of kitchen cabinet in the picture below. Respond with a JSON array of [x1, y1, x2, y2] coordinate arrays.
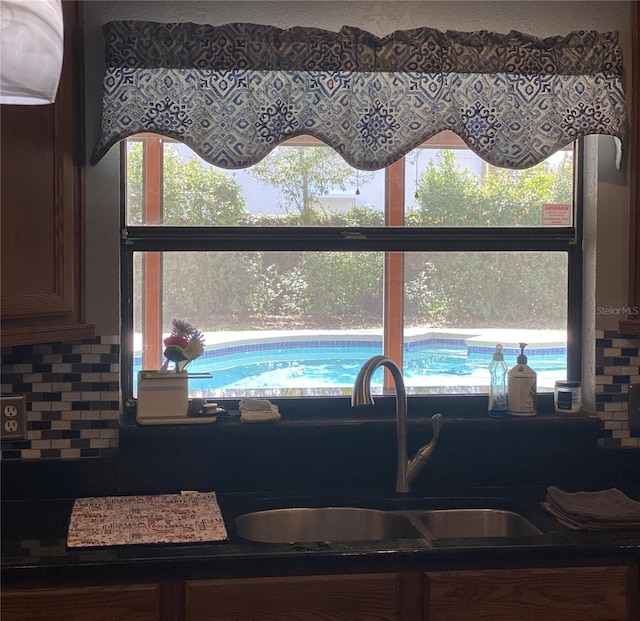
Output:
[[1, 565, 637, 621], [182, 566, 638, 621], [185, 573, 422, 621], [0, 583, 164, 621], [425, 566, 635, 621], [0, 1, 94, 346]]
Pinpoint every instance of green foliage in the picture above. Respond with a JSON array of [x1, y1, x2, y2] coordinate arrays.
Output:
[[162, 252, 259, 330], [405, 252, 567, 329], [249, 254, 309, 317], [301, 252, 382, 319], [249, 145, 373, 224], [126, 142, 248, 225], [479, 166, 552, 226], [402, 149, 572, 329], [315, 205, 385, 227], [411, 149, 573, 227], [410, 150, 484, 226], [404, 262, 453, 326], [126, 141, 144, 224], [130, 143, 573, 332], [161, 146, 248, 225], [250, 204, 384, 227], [222, 251, 382, 326]]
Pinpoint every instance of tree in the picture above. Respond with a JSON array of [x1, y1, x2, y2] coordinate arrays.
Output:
[[249, 145, 372, 224], [404, 149, 573, 328], [161, 145, 248, 225], [411, 148, 573, 227], [410, 149, 484, 226], [302, 251, 382, 320], [126, 141, 144, 223], [127, 143, 252, 331], [130, 140, 572, 332], [126, 142, 248, 225]]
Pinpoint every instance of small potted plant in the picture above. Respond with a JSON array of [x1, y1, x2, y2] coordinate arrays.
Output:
[[137, 319, 206, 423], [160, 319, 205, 373]]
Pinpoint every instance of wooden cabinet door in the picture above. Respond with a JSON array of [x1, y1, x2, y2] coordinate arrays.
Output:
[[0, 583, 163, 621], [426, 566, 632, 621], [0, 1, 94, 346], [185, 573, 422, 621]]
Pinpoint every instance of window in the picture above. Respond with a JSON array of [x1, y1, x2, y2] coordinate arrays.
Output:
[[121, 133, 580, 404]]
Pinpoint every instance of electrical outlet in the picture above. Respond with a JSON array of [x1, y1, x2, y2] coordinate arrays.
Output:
[[1, 394, 27, 441], [629, 385, 640, 432]]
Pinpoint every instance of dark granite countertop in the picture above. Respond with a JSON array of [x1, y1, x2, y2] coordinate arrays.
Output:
[[3, 485, 639, 588]]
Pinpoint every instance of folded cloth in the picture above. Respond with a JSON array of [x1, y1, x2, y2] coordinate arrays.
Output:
[[239, 399, 281, 423], [238, 398, 275, 412], [542, 486, 640, 530]]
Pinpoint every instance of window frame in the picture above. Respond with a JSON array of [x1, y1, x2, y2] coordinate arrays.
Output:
[[119, 139, 584, 408]]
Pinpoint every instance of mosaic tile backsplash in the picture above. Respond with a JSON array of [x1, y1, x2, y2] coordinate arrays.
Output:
[[595, 330, 640, 448], [1, 336, 120, 460], [1, 332, 638, 460]]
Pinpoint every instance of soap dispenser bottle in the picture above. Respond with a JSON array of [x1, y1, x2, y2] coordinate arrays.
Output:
[[488, 344, 508, 418], [507, 342, 537, 416]]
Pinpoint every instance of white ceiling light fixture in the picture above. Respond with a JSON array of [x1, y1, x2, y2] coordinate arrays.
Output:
[[0, 0, 64, 105]]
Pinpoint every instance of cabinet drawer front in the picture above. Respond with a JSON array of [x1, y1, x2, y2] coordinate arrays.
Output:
[[186, 573, 418, 621], [1, 583, 161, 621], [426, 566, 630, 621]]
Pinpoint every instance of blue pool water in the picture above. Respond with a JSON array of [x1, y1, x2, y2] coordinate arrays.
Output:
[[135, 341, 567, 397]]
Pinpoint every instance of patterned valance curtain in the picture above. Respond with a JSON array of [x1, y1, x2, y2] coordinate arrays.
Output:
[[90, 21, 627, 170]]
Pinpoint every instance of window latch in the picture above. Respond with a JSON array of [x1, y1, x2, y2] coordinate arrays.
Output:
[[341, 231, 367, 240]]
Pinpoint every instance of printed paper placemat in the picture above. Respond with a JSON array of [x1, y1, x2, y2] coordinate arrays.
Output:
[[67, 491, 228, 548]]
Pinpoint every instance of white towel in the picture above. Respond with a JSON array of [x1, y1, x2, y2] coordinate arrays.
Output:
[[239, 400, 281, 423], [238, 398, 274, 411]]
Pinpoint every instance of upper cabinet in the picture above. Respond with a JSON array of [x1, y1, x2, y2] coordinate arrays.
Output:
[[620, 2, 640, 336], [0, 1, 94, 346]]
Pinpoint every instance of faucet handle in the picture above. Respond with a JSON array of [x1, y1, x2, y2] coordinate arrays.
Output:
[[415, 413, 442, 462], [406, 412, 443, 485], [430, 412, 443, 441]]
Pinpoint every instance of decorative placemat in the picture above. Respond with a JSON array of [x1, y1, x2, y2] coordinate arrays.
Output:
[[67, 491, 228, 548]]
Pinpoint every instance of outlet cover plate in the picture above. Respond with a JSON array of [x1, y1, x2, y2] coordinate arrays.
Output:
[[1, 394, 27, 441]]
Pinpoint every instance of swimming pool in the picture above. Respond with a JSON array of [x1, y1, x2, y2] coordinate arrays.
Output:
[[134, 340, 567, 398]]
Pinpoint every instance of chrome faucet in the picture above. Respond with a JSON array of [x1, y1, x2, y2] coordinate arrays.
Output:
[[352, 355, 443, 493]]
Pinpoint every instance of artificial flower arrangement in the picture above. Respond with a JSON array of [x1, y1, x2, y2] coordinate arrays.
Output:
[[160, 318, 205, 372]]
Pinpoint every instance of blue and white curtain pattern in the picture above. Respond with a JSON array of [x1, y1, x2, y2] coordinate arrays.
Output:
[[91, 22, 627, 170]]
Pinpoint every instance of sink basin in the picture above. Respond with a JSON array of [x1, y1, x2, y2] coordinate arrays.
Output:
[[416, 508, 542, 538], [235, 507, 424, 543], [235, 504, 543, 544]]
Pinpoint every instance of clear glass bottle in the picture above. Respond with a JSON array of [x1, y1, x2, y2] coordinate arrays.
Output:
[[488, 344, 508, 418]]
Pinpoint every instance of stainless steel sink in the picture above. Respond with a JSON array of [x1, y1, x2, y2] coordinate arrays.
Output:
[[415, 508, 542, 538], [235, 505, 542, 543], [235, 507, 424, 543]]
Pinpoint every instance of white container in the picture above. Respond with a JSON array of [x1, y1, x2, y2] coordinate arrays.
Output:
[[137, 371, 189, 424], [554, 381, 581, 414], [507, 343, 537, 416]]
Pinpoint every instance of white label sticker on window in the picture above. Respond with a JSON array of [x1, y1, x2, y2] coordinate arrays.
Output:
[[542, 203, 571, 226]]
